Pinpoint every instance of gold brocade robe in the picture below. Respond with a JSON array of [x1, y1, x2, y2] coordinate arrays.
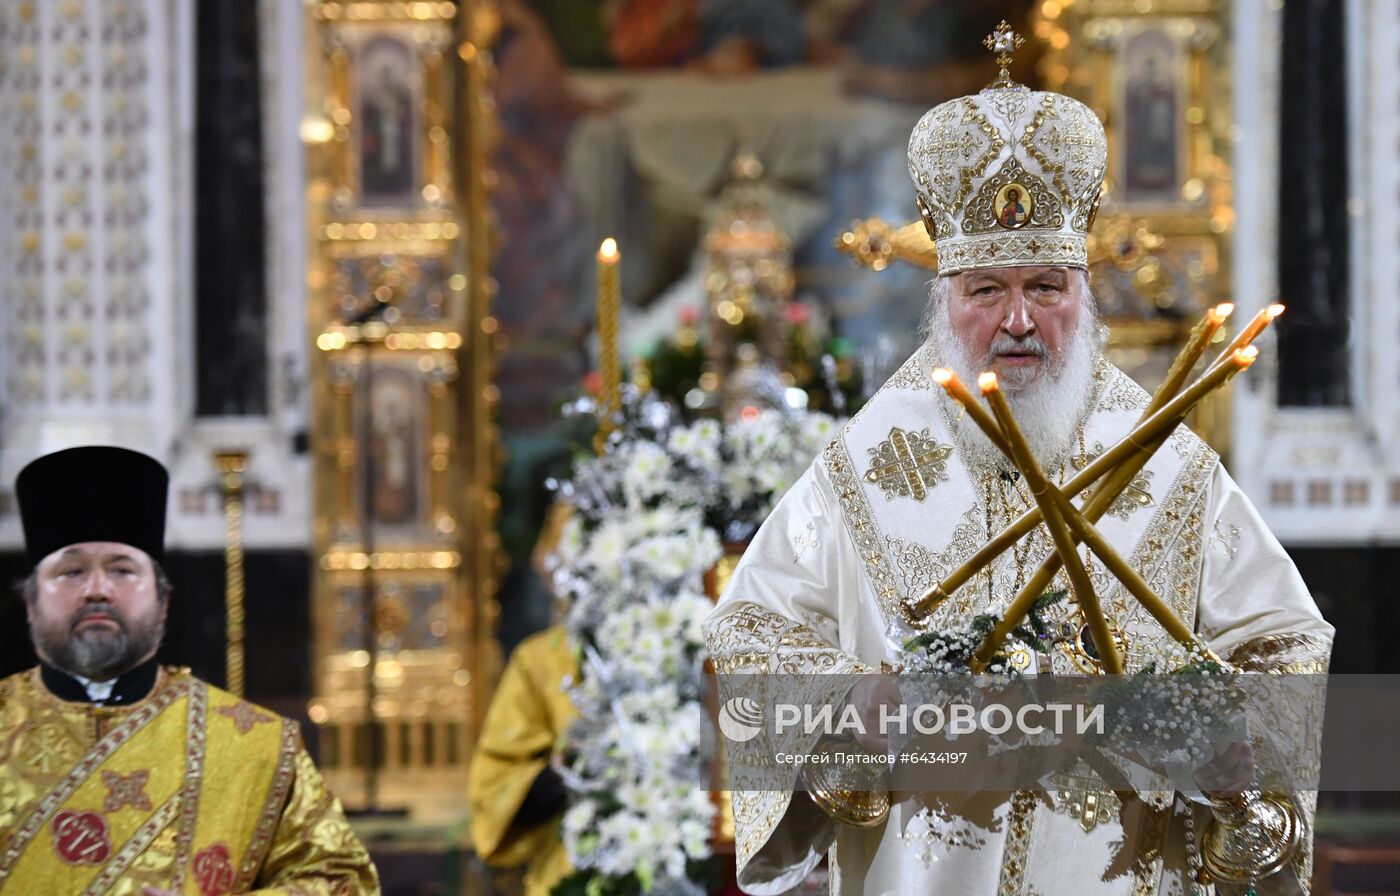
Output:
[[467, 626, 578, 896], [0, 666, 378, 895]]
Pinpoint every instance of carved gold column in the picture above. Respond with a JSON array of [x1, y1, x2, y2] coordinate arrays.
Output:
[[215, 451, 250, 698], [304, 0, 502, 818]]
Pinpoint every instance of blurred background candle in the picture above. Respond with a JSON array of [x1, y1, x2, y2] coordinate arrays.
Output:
[[595, 238, 622, 453]]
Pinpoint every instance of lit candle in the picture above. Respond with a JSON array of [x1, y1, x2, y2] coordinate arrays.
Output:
[[979, 373, 1125, 675], [1125, 347, 1258, 454], [967, 348, 1259, 668], [932, 368, 1011, 457], [1206, 303, 1282, 372], [594, 238, 622, 454], [1146, 302, 1234, 416], [1048, 485, 1196, 645], [909, 347, 1259, 626]]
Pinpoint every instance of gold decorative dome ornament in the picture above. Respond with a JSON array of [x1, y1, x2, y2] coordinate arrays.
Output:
[[907, 21, 1108, 276]]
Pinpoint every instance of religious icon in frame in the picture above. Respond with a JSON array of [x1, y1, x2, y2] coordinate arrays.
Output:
[[1120, 28, 1183, 203], [318, 16, 455, 214], [357, 34, 419, 206], [995, 183, 1033, 229]]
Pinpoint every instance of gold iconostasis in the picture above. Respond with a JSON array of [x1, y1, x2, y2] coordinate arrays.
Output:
[[303, 0, 503, 817]]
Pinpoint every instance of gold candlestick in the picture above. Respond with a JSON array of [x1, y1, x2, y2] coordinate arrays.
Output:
[[969, 348, 1258, 669], [965, 432, 1172, 668], [1200, 791, 1307, 885], [908, 305, 1238, 621], [594, 237, 622, 455], [1045, 488, 1194, 644], [215, 450, 250, 697], [908, 344, 1263, 623], [980, 373, 1124, 674]]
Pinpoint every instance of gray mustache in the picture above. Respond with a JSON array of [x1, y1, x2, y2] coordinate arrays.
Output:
[[985, 335, 1048, 360], [71, 604, 127, 630]]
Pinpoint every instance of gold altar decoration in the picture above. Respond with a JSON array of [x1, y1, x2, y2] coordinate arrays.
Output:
[[834, 218, 940, 273], [693, 152, 797, 417], [304, 0, 504, 819], [215, 450, 250, 697]]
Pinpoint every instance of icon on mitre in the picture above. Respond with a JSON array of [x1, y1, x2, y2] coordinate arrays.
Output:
[[995, 183, 1033, 229]]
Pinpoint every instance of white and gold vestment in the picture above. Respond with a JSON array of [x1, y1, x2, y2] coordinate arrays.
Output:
[[704, 347, 1333, 896]]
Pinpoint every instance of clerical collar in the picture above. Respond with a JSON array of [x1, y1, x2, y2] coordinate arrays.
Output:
[[40, 659, 158, 706]]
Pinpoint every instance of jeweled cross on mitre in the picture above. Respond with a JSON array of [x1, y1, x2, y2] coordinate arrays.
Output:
[[984, 20, 1025, 87]]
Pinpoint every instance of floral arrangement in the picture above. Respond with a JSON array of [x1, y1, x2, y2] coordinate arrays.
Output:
[[547, 387, 840, 895]]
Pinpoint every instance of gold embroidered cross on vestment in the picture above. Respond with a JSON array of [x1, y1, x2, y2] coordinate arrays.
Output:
[[864, 427, 953, 502]]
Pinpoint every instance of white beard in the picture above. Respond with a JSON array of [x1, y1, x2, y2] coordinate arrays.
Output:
[[927, 284, 1101, 471]]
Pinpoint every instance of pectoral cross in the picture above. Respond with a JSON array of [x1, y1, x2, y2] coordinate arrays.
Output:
[[984, 20, 1025, 88]]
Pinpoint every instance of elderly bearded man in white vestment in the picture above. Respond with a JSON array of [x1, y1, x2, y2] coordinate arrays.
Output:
[[702, 34, 1333, 896]]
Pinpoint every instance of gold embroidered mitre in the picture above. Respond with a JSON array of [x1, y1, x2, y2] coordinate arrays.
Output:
[[907, 22, 1108, 275]]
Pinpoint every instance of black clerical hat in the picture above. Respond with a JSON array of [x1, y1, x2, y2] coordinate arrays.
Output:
[[16, 446, 169, 566]]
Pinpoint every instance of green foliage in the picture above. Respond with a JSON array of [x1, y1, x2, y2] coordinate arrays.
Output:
[[641, 334, 704, 404], [902, 589, 1068, 672]]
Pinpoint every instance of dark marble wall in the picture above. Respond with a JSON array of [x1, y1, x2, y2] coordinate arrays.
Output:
[[1275, 0, 1352, 408], [1288, 546, 1400, 675], [194, 0, 268, 415]]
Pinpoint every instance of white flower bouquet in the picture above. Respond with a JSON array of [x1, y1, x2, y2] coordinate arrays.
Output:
[[546, 387, 841, 895]]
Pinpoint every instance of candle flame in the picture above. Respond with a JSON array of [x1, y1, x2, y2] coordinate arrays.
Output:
[[1211, 302, 1234, 322], [1235, 346, 1260, 366], [598, 237, 619, 262], [1265, 303, 1285, 319], [978, 371, 999, 394], [931, 367, 954, 385]]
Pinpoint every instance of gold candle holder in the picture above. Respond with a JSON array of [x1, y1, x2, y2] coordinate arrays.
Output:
[[1045, 488, 1194, 644], [1200, 791, 1306, 885], [214, 450, 250, 697], [908, 303, 1247, 622], [910, 343, 1262, 625], [980, 373, 1124, 674], [970, 348, 1258, 669]]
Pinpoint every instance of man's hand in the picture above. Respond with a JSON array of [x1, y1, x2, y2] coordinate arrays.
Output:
[[844, 672, 903, 753], [1193, 740, 1255, 796]]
